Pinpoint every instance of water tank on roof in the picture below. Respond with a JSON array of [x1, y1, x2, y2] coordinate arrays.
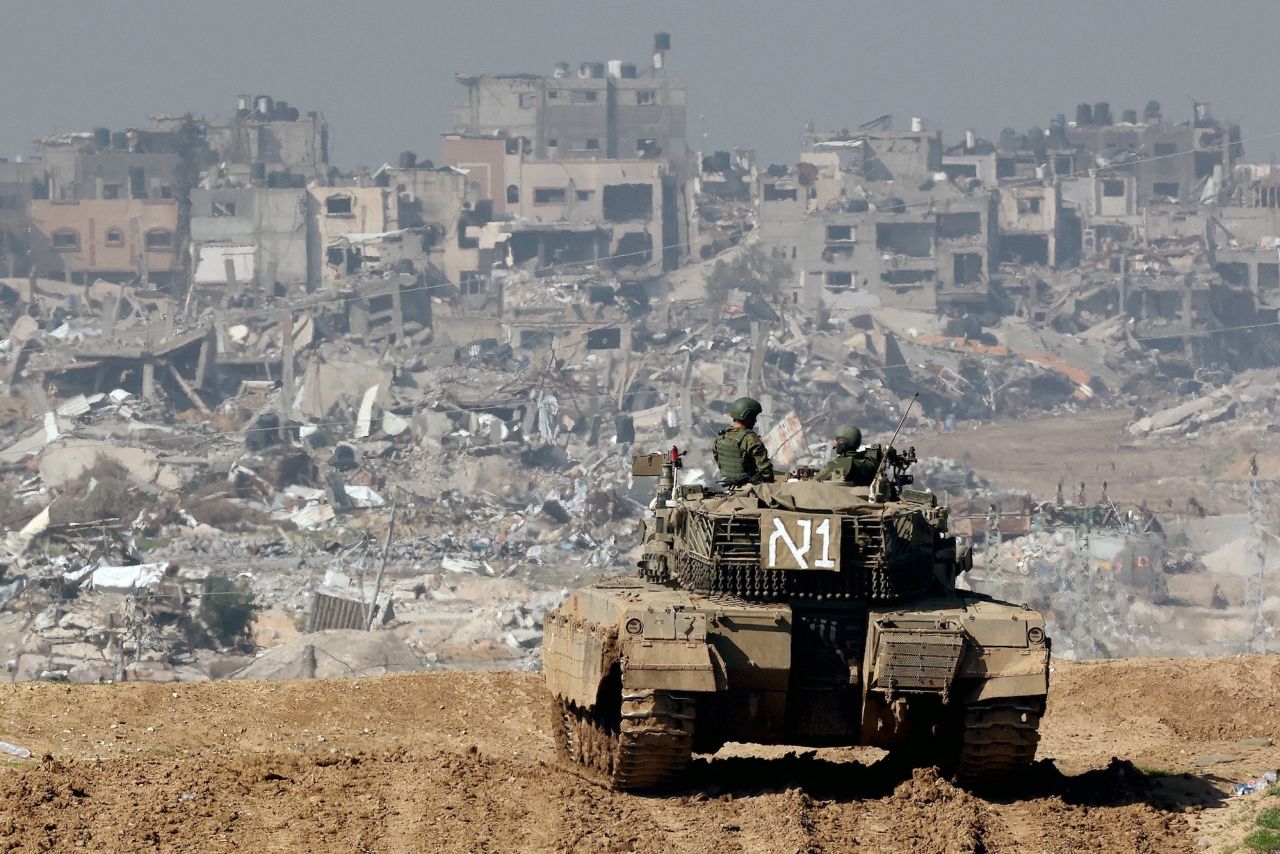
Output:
[[607, 60, 623, 79], [578, 62, 604, 78], [1122, 109, 1138, 124], [654, 32, 671, 51], [93, 127, 110, 148], [111, 131, 129, 150], [1093, 101, 1112, 125], [284, 107, 299, 121], [1076, 103, 1093, 126], [1145, 100, 1162, 122], [274, 100, 290, 119], [237, 94, 252, 111], [399, 150, 417, 169], [553, 62, 570, 78], [254, 95, 274, 117]]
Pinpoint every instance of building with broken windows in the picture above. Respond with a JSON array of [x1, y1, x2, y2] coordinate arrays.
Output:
[[449, 34, 692, 271], [453, 34, 687, 169], [33, 129, 183, 204], [756, 124, 997, 315], [189, 187, 310, 295], [443, 134, 668, 279], [156, 94, 329, 184], [0, 161, 35, 277]]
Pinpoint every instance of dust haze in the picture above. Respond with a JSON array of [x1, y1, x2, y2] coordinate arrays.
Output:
[[0, 3, 1277, 851]]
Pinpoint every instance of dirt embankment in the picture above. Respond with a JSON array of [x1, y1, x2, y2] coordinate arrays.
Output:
[[0, 657, 1276, 852]]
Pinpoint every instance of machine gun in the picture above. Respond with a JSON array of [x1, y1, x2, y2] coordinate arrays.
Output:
[[870, 393, 919, 502]]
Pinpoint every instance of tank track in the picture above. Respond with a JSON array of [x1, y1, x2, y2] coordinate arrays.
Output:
[[555, 690, 695, 790], [956, 699, 1043, 783]]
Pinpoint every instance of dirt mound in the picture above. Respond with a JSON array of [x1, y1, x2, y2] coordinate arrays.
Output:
[[0, 656, 1268, 852], [1049, 656, 1280, 742]]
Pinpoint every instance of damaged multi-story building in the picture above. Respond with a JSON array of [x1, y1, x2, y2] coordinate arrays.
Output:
[[156, 94, 330, 184], [447, 33, 693, 274], [19, 125, 203, 288], [757, 121, 997, 317]]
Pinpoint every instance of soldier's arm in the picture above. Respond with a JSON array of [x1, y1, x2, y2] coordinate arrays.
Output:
[[748, 434, 775, 481], [815, 460, 836, 482]]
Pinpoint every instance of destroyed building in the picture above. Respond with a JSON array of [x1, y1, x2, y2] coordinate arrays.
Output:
[[443, 135, 669, 278], [756, 122, 998, 316], [189, 186, 310, 295], [155, 94, 330, 184], [450, 33, 693, 271], [3, 46, 1280, 688]]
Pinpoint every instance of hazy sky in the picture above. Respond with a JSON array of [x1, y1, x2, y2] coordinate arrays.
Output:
[[6, 0, 1280, 167]]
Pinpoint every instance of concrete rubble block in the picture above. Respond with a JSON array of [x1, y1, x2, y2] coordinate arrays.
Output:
[[50, 642, 107, 661], [381, 411, 411, 437], [57, 612, 98, 631], [67, 662, 108, 684], [1128, 388, 1233, 435], [125, 662, 179, 682], [39, 441, 184, 491], [230, 630, 423, 681]]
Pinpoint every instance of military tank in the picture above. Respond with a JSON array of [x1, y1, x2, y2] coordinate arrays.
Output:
[[543, 442, 1050, 791]]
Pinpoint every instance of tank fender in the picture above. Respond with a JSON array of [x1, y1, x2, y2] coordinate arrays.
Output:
[[543, 613, 619, 711], [619, 606, 719, 693], [621, 640, 718, 692]]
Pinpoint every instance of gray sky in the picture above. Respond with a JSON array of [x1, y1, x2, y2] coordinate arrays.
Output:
[[5, 0, 1280, 167]]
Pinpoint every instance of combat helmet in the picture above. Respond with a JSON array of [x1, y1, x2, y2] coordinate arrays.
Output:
[[834, 425, 862, 448], [728, 396, 763, 423]]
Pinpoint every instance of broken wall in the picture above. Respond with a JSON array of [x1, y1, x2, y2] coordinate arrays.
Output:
[[190, 187, 310, 287]]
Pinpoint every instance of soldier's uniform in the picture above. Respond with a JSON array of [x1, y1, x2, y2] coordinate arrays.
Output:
[[816, 446, 881, 485], [713, 426, 775, 485], [713, 397, 775, 486], [816, 425, 880, 486]]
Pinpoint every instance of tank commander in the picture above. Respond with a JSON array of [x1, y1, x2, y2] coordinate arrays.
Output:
[[816, 425, 881, 486], [713, 396, 775, 486]]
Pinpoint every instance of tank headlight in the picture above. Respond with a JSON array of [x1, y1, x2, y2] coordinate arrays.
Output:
[[625, 618, 643, 635], [1027, 626, 1045, 644]]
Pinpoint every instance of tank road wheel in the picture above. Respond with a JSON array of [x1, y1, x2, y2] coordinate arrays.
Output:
[[956, 698, 1043, 785], [554, 690, 695, 791]]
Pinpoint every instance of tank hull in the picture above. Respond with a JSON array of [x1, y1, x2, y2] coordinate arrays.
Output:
[[544, 578, 1048, 752]]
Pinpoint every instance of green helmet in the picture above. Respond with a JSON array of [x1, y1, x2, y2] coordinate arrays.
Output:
[[728, 396, 763, 422], [834, 425, 862, 447]]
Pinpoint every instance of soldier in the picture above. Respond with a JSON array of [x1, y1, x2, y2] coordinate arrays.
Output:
[[816, 425, 881, 485], [713, 397, 775, 486]]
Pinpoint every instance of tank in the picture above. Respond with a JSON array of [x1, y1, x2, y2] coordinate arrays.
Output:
[[543, 445, 1050, 790]]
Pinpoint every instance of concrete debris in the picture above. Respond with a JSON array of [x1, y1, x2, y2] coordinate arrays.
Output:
[[0, 63, 1274, 684]]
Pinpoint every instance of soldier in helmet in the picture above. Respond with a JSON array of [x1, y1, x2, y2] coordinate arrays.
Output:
[[713, 397, 775, 486], [816, 425, 881, 486]]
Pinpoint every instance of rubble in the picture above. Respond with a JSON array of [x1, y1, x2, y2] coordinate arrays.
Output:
[[0, 47, 1275, 684]]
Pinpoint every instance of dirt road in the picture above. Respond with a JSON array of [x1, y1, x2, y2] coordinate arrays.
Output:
[[0, 656, 1276, 852], [903, 409, 1280, 513]]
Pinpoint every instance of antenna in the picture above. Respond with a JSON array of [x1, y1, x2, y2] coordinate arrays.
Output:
[[870, 392, 918, 501]]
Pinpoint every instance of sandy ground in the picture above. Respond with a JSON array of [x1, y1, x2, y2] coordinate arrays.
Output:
[[0, 656, 1276, 852], [903, 409, 1280, 513]]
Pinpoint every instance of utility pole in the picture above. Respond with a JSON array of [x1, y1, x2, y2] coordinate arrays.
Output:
[[280, 310, 295, 437], [366, 500, 397, 630], [1247, 470, 1268, 653]]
